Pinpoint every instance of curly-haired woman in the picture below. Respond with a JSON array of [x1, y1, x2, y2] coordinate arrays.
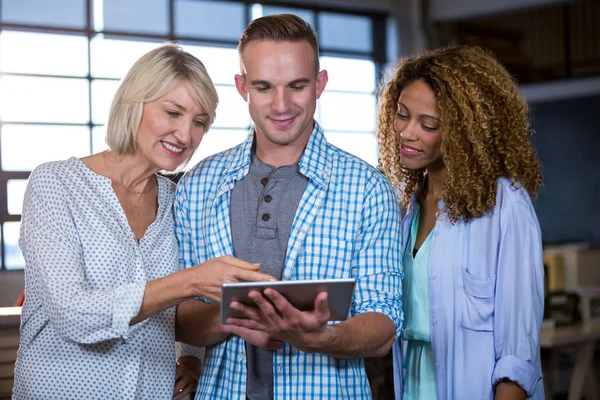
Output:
[[378, 45, 545, 399]]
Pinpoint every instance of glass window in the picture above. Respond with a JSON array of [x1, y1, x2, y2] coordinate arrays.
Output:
[[91, 79, 121, 124], [0, 31, 89, 77], [92, 126, 110, 154], [175, 0, 246, 41], [185, 44, 240, 86], [325, 131, 378, 166], [2, 222, 25, 270], [318, 13, 372, 53], [188, 128, 248, 167], [0, 76, 89, 124], [260, 6, 314, 27], [90, 37, 162, 79], [1, 0, 86, 29], [320, 56, 375, 93], [318, 92, 376, 132], [4, 222, 24, 270], [212, 86, 251, 129], [1, 124, 90, 171], [101, 0, 169, 35], [7, 180, 28, 216]]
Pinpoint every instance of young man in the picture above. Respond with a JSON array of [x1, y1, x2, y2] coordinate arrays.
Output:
[[175, 14, 403, 400]]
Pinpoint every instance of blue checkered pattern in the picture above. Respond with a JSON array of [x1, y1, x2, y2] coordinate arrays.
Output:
[[174, 122, 403, 400]]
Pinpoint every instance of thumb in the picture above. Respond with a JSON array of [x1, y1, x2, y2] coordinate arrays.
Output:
[[315, 292, 329, 317], [221, 255, 261, 271], [234, 269, 276, 283]]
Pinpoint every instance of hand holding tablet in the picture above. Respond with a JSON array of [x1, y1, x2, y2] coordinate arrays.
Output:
[[220, 278, 356, 325]]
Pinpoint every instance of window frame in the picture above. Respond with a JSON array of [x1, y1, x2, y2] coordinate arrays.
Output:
[[0, 0, 388, 270]]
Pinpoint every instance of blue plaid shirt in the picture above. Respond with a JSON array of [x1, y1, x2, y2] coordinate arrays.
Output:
[[174, 122, 403, 400]]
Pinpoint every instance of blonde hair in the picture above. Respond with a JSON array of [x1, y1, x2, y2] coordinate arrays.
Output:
[[106, 43, 218, 155], [377, 45, 542, 222], [238, 14, 320, 73]]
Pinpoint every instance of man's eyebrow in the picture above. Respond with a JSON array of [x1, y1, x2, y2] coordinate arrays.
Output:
[[249, 78, 311, 86], [288, 78, 310, 86], [250, 80, 271, 86]]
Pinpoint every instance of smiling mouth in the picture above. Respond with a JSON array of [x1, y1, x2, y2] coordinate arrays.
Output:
[[401, 144, 423, 154], [269, 116, 296, 127], [161, 141, 184, 154]]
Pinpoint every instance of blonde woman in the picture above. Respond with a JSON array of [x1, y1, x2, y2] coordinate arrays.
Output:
[[13, 44, 272, 400]]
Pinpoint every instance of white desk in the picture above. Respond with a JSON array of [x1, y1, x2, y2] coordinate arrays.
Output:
[[540, 321, 600, 400]]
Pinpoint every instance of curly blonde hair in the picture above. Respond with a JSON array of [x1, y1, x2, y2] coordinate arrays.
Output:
[[377, 45, 542, 222]]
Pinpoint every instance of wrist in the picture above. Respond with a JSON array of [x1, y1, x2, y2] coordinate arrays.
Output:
[[301, 324, 334, 353]]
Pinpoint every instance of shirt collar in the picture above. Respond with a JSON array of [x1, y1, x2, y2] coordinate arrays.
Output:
[[224, 121, 331, 188]]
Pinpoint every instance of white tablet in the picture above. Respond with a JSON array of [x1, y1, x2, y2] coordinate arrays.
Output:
[[220, 278, 356, 325]]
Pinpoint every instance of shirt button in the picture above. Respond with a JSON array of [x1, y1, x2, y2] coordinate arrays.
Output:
[[261, 177, 269, 185], [435, 362, 440, 369], [240, 354, 246, 361], [261, 213, 270, 221], [432, 318, 437, 325], [277, 363, 283, 372], [429, 274, 435, 280], [434, 230, 440, 236], [264, 194, 272, 203]]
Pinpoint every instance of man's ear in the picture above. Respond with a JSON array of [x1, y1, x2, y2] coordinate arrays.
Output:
[[234, 74, 248, 102], [315, 70, 328, 99]]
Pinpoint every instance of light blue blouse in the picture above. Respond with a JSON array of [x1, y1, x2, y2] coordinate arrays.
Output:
[[393, 178, 545, 399], [402, 207, 437, 399]]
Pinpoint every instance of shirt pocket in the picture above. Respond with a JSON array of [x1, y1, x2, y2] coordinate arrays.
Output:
[[459, 267, 496, 332]]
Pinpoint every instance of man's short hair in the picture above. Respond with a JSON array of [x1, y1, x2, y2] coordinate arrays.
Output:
[[106, 43, 218, 155], [238, 14, 320, 74]]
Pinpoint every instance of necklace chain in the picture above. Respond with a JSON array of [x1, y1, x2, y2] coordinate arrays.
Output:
[[103, 151, 155, 195]]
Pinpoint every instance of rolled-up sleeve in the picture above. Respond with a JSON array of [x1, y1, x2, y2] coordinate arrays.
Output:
[[492, 201, 544, 397], [20, 169, 146, 344], [351, 178, 404, 338]]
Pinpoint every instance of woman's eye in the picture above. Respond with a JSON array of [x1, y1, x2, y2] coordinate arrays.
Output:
[[422, 125, 437, 132], [194, 120, 205, 128], [397, 113, 409, 120], [167, 111, 180, 118]]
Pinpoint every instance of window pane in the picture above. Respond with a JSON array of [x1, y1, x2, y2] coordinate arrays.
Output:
[[4, 222, 24, 270], [318, 92, 376, 132], [92, 126, 110, 153], [325, 131, 378, 166], [0, 31, 88, 77], [90, 37, 161, 79], [320, 56, 375, 93], [261, 6, 314, 27], [91, 79, 120, 124], [102, 0, 168, 35], [175, 0, 245, 41], [0, 76, 89, 124], [1, 0, 86, 29], [7, 180, 28, 216], [212, 86, 251, 129], [318, 13, 372, 53], [187, 128, 248, 168], [1, 124, 90, 171], [185, 45, 239, 86]]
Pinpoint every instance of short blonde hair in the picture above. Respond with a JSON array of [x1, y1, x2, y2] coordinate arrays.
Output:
[[238, 14, 320, 74], [106, 43, 218, 155]]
